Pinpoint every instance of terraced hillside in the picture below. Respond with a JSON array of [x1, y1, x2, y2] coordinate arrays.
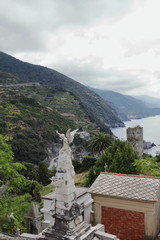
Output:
[[10, 85, 99, 133], [0, 70, 22, 84], [0, 71, 113, 164], [0, 51, 124, 129], [0, 84, 77, 164]]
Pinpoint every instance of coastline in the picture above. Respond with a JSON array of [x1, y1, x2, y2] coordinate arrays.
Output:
[[111, 115, 160, 156]]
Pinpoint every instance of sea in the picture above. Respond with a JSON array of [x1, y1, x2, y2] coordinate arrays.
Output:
[[111, 115, 160, 156]]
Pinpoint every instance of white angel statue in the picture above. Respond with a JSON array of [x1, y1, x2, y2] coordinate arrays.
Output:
[[56, 128, 79, 148]]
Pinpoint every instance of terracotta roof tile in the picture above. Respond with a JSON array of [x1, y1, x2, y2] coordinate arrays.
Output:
[[89, 172, 160, 202]]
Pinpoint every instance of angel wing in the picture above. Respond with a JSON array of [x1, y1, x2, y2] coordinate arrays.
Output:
[[70, 129, 79, 137], [66, 128, 79, 143]]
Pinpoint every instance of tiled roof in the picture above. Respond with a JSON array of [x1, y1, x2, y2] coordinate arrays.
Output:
[[89, 172, 160, 202]]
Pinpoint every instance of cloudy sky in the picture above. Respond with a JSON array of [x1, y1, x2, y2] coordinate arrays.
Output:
[[1, 0, 160, 98]]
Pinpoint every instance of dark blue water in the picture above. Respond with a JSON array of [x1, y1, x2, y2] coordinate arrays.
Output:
[[111, 115, 160, 156]]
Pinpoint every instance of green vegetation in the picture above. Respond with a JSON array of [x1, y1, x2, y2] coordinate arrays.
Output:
[[134, 155, 160, 176], [0, 87, 76, 164], [88, 132, 113, 154], [0, 57, 124, 167], [0, 135, 54, 234], [0, 194, 32, 234], [0, 69, 120, 165], [100, 139, 138, 174], [0, 68, 119, 165], [0, 135, 25, 192], [0, 70, 22, 85], [16, 87, 99, 133], [73, 156, 97, 173], [73, 132, 114, 173], [0, 136, 30, 233], [84, 139, 139, 186], [83, 139, 160, 187], [74, 172, 87, 186]]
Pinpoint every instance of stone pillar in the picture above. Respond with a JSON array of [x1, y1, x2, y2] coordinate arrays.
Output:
[[127, 126, 143, 158], [25, 201, 42, 234]]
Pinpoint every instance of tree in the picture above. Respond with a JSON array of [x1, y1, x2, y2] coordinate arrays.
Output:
[[20, 162, 39, 181], [85, 139, 139, 186], [88, 132, 113, 155], [84, 166, 97, 186], [38, 162, 50, 185], [0, 194, 32, 234], [134, 157, 160, 176], [98, 139, 138, 174], [73, 156, 97, 173], [0, 135, 26, 192], [155, 153, 160, 163], [80, 156, 97, 172]]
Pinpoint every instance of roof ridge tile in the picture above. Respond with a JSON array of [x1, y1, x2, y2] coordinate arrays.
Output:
[[101, 172, 160, 179]]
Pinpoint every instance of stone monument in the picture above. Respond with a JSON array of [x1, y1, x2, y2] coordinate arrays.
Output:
[[40, 129, 119, 240], [42, 129, 89, 239]]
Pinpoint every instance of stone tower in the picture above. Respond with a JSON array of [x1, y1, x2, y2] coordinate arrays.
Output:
[[127, 126, 143, 158]]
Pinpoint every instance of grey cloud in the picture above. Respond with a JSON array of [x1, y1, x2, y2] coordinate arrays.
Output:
[[0, 0, 133, 53], [0, 19, 45, 52], [1, 0, 159, 98], [0, 1, 46, 52], [51, 59, 144, 93], [124, 39, 160, 57], [49, 0, 133, 26], [154, 71, 160, 78]]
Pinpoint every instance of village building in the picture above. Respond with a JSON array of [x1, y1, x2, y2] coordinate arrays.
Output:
[[89, 172, 160, 240]]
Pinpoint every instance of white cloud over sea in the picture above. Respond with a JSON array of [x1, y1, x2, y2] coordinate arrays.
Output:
[[1, 0, 160, 98]]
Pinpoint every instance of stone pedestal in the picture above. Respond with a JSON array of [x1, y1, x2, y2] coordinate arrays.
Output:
[[43, 221, 93, 240]]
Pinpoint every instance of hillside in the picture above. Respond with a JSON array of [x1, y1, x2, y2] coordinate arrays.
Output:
[[0, 85, 77, 164], [0, 51, 124, 129], [3, 84, 99, 133], [0, 71, 118, 164], [89, 87, 160, 120], [0, 70, 22, 84], [134, 95, 160, 108]]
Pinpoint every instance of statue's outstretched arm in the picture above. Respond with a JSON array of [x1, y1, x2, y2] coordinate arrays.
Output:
[[56, 130, 67, 142]]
